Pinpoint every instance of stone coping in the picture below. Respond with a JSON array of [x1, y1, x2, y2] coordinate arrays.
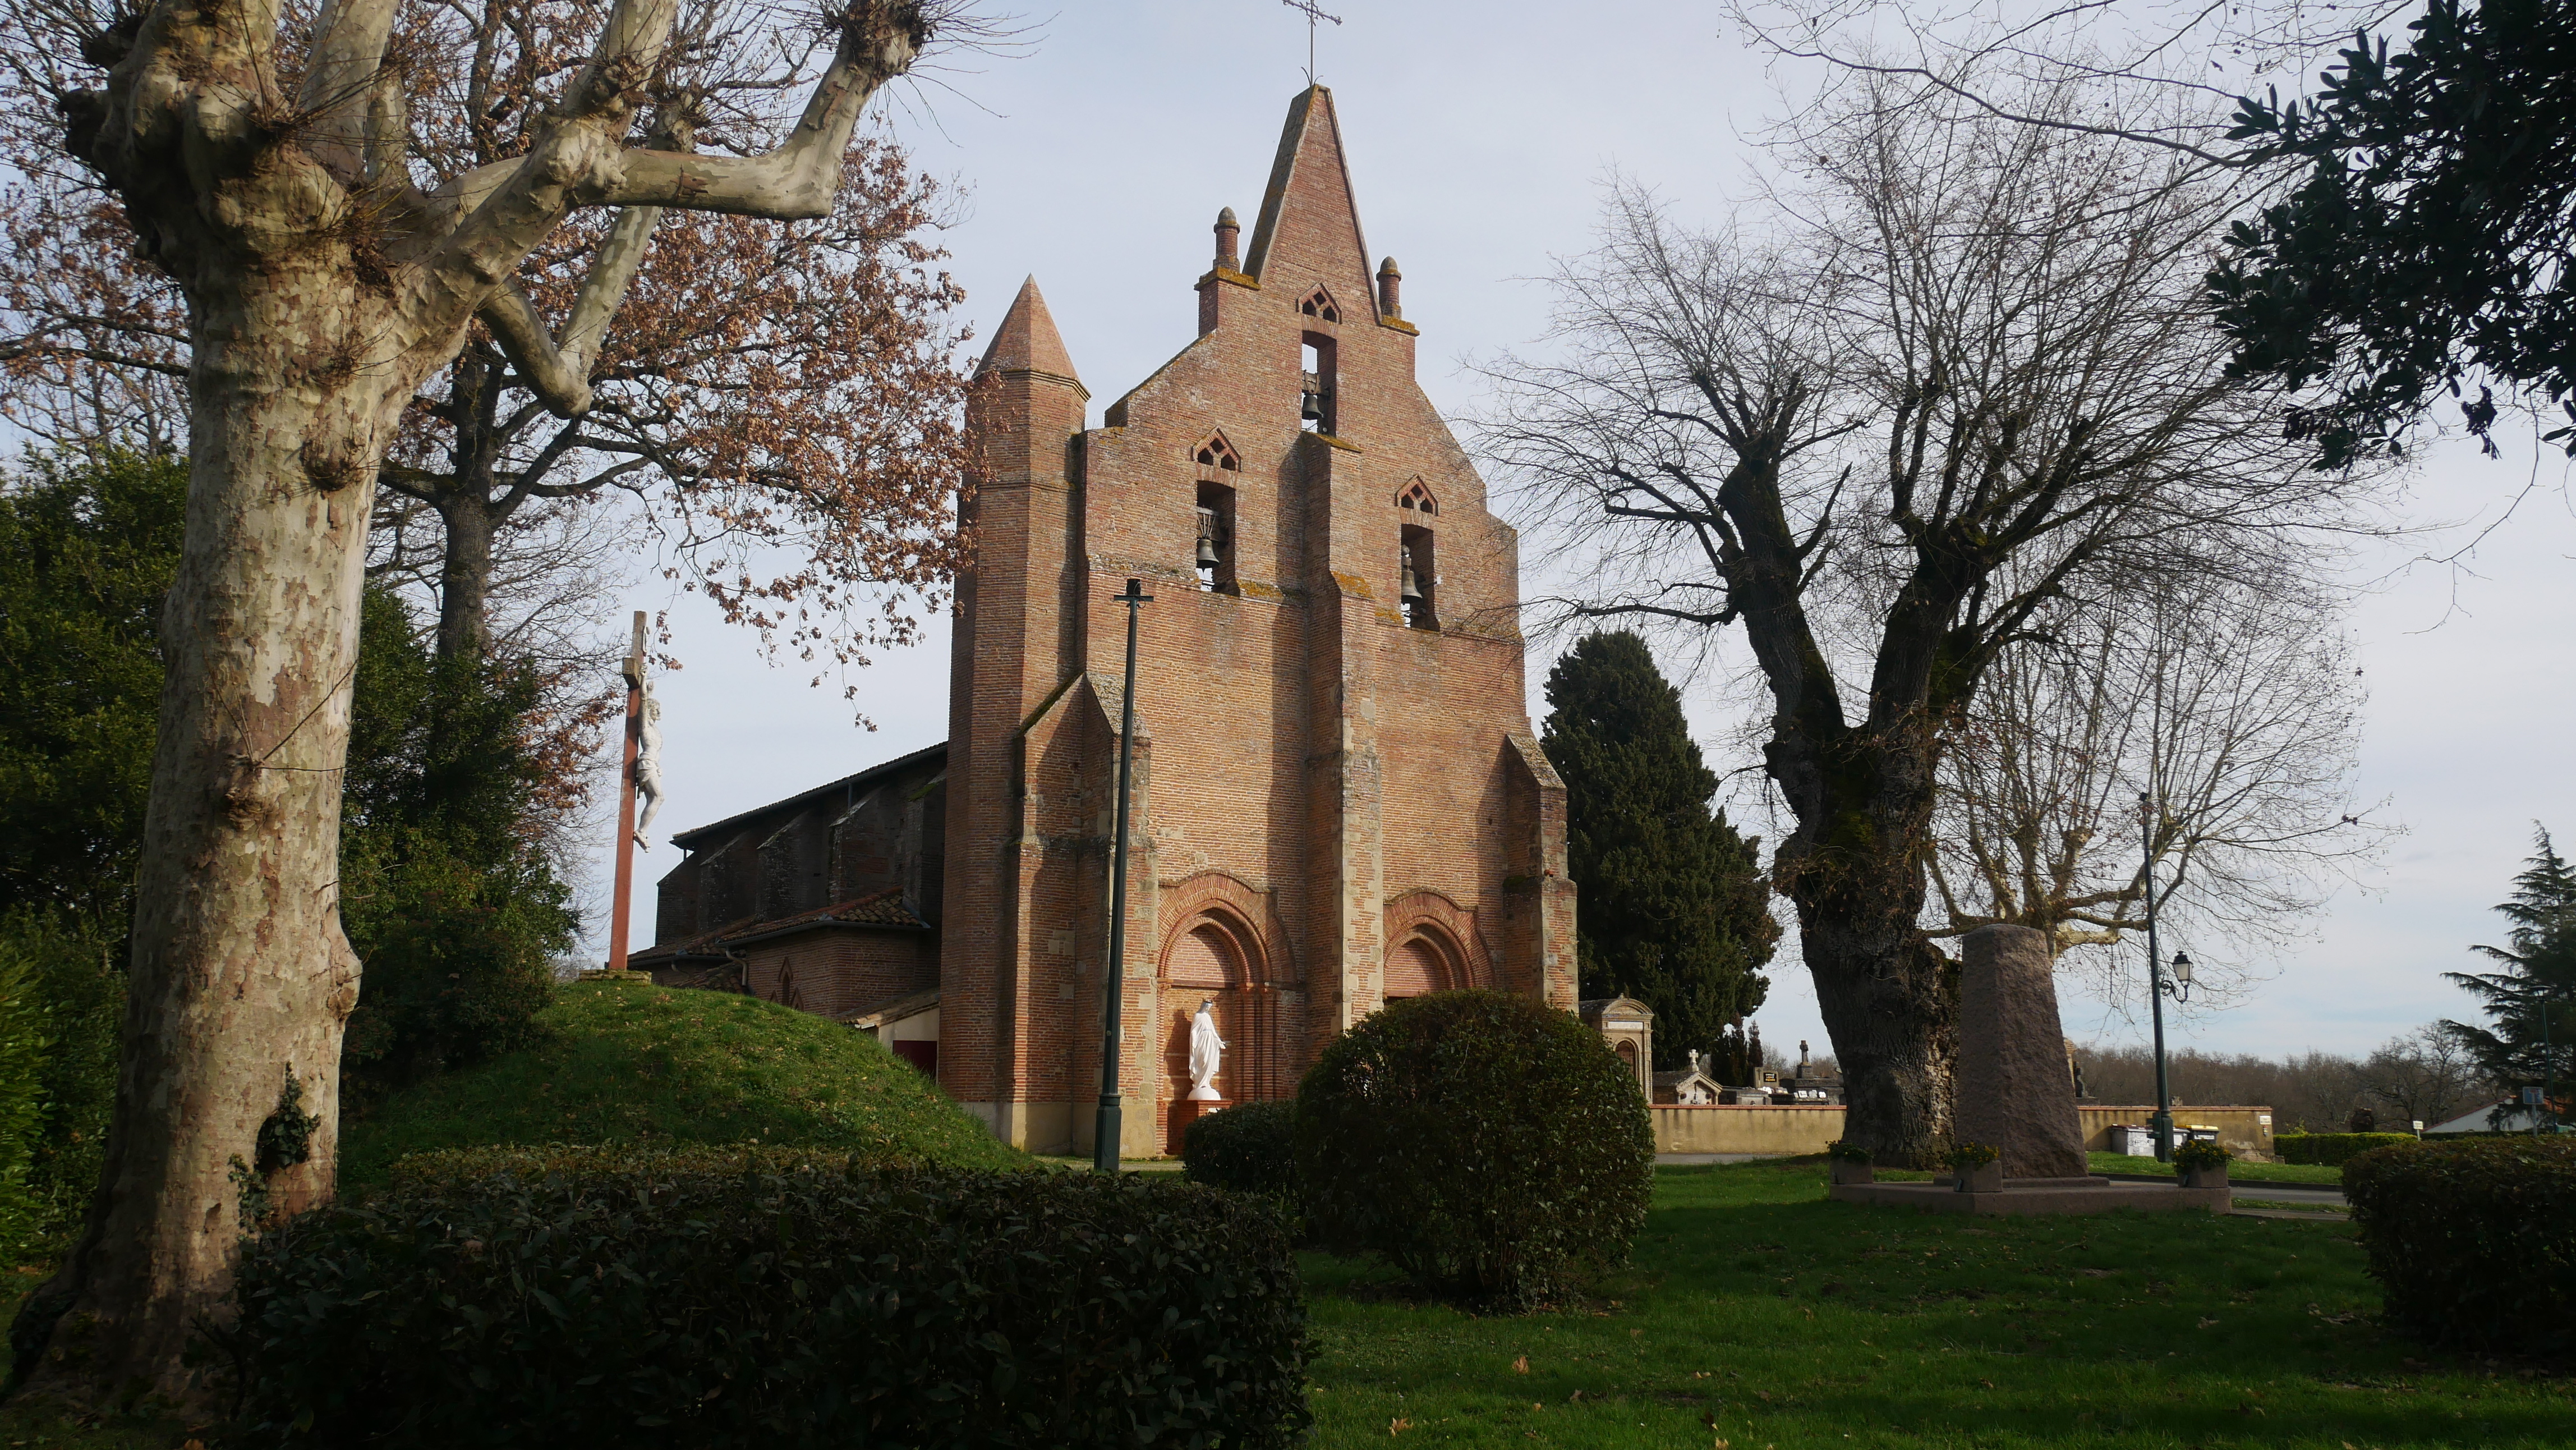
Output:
[[1829, 1179, 2230, 1217]]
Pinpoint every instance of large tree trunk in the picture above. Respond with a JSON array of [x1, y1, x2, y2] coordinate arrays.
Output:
[[18, 258, 390, 1406], [1741, 531, 1968, 1169], [1778, 794, 1958, 1167], [435, 490, 496, 660], [19, 0, 924, 1403], [1772, 726, 1968, 1169]]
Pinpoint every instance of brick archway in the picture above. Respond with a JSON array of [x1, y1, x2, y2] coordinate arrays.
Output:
[[1381, 889, 1496, 998], [1158, 872, 1294, 1108], [1159, 870, 1294, 985]]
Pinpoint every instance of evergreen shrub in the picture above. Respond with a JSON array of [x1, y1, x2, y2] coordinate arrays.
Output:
[[2276, 1131, 2421, 1165], [0, 912, 121, 1265], [0, 947, 46, 1256], [2342, 1137, 2576, 1353], [1183, 1099, 1300, 1203], [227, 1146, 1312, 1448], [1296, 990, 1653, 1310], [1540, 631, 1778, 1066]]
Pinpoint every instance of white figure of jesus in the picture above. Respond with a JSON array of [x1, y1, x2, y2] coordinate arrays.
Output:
[[632, 689, 665, 851], [1187, 999, 1226, 1101]]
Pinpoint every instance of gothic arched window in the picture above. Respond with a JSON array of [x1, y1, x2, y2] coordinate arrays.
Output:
[[1193, 432, 1240, 472]]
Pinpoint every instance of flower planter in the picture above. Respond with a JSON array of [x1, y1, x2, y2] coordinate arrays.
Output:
[[1832, 1159, 1874, 1186], [2179, 1162, 2228, 1190], [1953, 1163, 2003, 1194]]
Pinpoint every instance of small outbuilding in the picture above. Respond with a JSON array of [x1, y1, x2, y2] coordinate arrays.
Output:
[[1653, 1049, 1724, 1105], [2424, 1101, 2554, 1136], [1580, 997, 1654, 1099]]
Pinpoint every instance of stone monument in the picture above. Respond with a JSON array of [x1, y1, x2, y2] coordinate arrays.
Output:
[[1824, 924, 2226, 1215], [1953, 924, 2088, 1178]]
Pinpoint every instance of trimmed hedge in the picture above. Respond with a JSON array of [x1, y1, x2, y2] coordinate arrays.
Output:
[[1296, 990, 1653, 1310], [2343, 1136, 2575, 1353], [225, 1146, 1312, 1448], [2277, 1131, 2421, 1165], [1183, 1100, 1300, 1203]]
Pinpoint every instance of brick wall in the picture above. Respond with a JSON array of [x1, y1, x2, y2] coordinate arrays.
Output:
[[740, 929, 938, 1020]]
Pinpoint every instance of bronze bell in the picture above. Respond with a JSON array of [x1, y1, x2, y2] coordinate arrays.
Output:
[[1300, 371, 1326, 424], [1197, 506, 1220, 569], [1399, 553, 1424, 603]]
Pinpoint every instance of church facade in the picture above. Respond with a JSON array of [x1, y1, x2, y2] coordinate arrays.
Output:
[[636, 87, 1575, 1157]]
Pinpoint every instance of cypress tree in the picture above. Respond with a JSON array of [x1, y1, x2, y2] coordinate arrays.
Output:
[[1541, 631, 1777, 1071]]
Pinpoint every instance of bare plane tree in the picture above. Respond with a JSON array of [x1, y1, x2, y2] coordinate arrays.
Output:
[[3, 0, 972, 684], [1928, 570, 2394, 1005], [1480, 72, 2387, 1165], [0, 0, 962, 1402], [2354, 1024, 2487, 1131], [1727, 0, 2412, 164]]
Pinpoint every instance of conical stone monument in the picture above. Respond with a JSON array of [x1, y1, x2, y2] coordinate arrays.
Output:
[[1952, 923, 2089, 1179]]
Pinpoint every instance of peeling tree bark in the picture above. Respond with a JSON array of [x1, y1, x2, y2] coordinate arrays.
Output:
[[17, 0, 932, 1405]]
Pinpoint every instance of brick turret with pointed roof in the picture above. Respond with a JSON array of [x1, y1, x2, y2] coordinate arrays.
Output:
[[941, 88, 1573, 1157]]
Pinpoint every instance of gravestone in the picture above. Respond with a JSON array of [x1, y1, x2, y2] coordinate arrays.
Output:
[[1952, 924, 2087, 1178]]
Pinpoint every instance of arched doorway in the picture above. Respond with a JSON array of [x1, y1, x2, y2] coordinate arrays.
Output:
[[1161, 910, 1284, 1104]]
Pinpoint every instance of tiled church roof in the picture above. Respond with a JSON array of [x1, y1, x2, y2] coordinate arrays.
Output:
[[633, 886, 929, 967]]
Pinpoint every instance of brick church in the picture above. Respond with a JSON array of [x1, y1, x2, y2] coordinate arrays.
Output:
[[634, 86, 1577, 1157]]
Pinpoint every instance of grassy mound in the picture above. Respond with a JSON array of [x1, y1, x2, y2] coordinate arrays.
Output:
[[339, 978, 1022, 1185]]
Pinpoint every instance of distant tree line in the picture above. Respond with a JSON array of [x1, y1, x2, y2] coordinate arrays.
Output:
[[2072, 1029, 2494, 1134]]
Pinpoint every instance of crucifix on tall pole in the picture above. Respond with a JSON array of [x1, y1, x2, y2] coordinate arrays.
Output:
[[1281, 0, 1341, 83], [1093, 577, 1155, 1173], [606, 612, 647, 972]]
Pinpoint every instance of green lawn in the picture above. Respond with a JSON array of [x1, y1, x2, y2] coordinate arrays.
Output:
[[2090, 1152, 2346, 1186], [338, 976, 1025, 1185], [1301, 1160, 2570, 1448], [0, 1400, 186, 1449]]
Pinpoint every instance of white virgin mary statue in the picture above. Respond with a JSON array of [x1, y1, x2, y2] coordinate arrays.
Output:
[[1186, 999, 1227, 1102]]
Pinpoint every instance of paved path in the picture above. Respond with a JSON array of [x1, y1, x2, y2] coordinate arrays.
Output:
[[2104, 1172, 2347, 1215]]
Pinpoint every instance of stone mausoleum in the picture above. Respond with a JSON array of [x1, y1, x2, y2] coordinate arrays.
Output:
[[634, 86, 1576, 1157]]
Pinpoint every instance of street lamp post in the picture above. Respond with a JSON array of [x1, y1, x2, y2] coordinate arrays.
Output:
[[2540, 984, 2562, 1137], [2140, 791, 2177, 1163], [1093, 579, 1154, 1174]]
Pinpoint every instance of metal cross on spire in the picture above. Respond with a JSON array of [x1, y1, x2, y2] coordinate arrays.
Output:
[[1280, 0, 1342, 84]]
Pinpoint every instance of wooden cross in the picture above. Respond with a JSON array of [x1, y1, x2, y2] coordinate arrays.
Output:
[[1280, 0, 1341, 83]]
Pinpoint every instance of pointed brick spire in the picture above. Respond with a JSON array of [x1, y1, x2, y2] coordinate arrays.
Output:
[[1243, 85, 1374, 307], [977, 276, 1080, 382]]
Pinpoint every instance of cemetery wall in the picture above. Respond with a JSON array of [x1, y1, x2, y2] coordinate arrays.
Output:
[[1646, 1103, 2278, 1159], [1652, 1105, 1846, 1156]]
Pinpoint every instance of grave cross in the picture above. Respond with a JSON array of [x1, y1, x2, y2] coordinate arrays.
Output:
[[1280, 0, 1342, 83]]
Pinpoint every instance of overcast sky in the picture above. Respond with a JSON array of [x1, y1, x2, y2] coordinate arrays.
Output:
[[591, 1, 2576, 1065]]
